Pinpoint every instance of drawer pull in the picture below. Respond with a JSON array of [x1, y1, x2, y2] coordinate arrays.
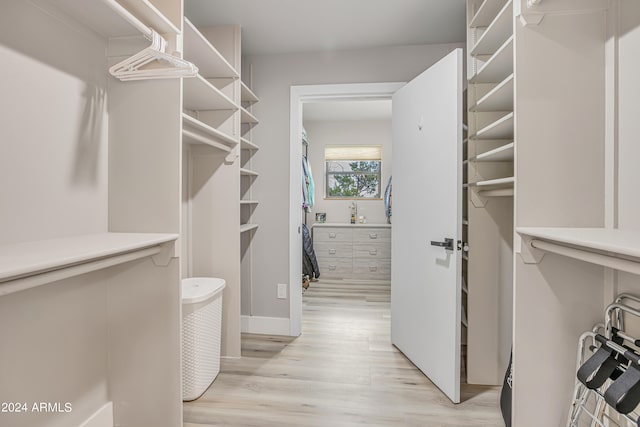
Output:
[[329, 249, 336, 255], [369, 233, 378, 239], [329, 232, 337, 238], [329, 264, 337, 270], [369, 265, 377, 271], [369, 249, 378, 255]]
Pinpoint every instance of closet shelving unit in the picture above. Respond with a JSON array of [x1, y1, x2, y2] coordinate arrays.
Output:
[[181, 18, 243, 363], [1, 0, 190, 426], [465, 0, 514, 387], [467, 0, 621, 425], [239, 77, 259, 327]]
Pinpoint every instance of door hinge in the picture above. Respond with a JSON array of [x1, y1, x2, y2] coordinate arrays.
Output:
[[457, 240, 469, 252]]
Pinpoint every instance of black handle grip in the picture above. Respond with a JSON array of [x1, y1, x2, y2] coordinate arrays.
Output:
[[430, 238, 454, 251]]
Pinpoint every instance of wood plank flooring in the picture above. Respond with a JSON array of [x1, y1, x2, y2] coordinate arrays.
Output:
[[183, 279, 504, 426]]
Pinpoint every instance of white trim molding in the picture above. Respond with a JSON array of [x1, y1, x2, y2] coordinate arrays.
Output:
[[241, 315, 291, 336]]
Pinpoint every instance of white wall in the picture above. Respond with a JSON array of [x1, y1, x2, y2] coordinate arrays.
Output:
[[245, 42, 463, 319], [302, 119, 392, 225], [0, 0, 108, 245]]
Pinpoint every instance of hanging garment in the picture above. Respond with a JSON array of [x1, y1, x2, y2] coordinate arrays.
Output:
[[302, 156, 315, 211], [384, 175, 392, 224], [302, 224, 320, 279]]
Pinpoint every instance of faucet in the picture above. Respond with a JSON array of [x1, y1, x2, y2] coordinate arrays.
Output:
[[350, 201, 357, 223]]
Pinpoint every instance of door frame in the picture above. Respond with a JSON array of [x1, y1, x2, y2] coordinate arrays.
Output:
[[288, 82, 405, 336]]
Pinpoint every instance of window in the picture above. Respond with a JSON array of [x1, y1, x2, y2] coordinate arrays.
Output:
[[325, 145, 382, 198]]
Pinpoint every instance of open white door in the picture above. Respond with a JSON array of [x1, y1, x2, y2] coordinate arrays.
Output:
[[391, 49, 463, 403]]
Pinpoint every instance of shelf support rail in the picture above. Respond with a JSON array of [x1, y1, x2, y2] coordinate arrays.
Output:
[[520, 237, 640, 276]]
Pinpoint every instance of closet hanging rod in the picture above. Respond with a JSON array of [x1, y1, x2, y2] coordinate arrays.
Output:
[[103, 0, 153, 40], [529, 239, 640, 276]]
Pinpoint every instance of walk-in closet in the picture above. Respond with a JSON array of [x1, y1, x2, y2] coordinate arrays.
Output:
[[3, 0, 640, 426]]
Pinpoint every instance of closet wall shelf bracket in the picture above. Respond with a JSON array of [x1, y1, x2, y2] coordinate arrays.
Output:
[[519, 235, 545, 264], [151, 242, 175, 267], [518, 13, 545, 26]]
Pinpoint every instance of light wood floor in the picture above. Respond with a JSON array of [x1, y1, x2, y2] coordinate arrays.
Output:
[[183, 279, 504, 426]]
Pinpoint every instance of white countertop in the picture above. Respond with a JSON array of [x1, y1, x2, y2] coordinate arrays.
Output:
[[311, 222, 391, 228]]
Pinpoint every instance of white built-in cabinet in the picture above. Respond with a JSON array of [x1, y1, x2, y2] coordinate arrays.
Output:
[[0, 1, 252, 425], [467, 0, 640, 425]]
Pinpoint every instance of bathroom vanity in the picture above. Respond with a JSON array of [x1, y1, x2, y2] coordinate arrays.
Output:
[[312, 223, 391, 281]]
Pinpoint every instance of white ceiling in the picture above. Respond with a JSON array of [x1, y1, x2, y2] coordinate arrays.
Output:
[[303, 99, 392, 122], [184, 0, 466, 56]]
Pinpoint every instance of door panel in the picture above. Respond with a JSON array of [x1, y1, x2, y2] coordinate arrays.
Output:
[[391, 49, 463, 403]]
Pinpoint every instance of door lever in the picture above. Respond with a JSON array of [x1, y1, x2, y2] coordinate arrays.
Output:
[[430, 238, 454, 251]]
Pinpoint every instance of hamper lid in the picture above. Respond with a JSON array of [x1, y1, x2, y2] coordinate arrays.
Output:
[[182, 277, 226, 304]]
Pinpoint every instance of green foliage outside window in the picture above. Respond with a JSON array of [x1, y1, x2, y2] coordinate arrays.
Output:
[[326, 160, 381, 198]]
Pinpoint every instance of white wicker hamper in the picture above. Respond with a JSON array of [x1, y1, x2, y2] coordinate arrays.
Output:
[[181, 277, 226, 401]]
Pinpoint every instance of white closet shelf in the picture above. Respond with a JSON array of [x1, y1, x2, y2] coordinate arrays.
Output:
[[44, 0, 175, 39], [469, 0, 508, 28], [240, 200, 259, 205], [470, 36, 513, 84], [463, 218, 469, 226], [470, 74, 514, 112], [183, 18, 239, 79], [182, 114, 238, 150], [474, 112, 514, 140], [470, 142, 514, 162], [471, 176, 514, 187], [517, 228, 640, 275], [241, 137, 259, 151], [241, 107, 259, 125], [240, 168, 259, 177], [116, 0, 180, 34], [183, 75, 238, 111], [470, 0, 513, 57], [241, 82, 259, 103], [0, 233, 177, 296], [240, 224, 259, 233]]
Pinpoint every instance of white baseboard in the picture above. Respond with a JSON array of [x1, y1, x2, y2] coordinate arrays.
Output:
[[241, 315, 291, 336], [78, 402, 113, 427]]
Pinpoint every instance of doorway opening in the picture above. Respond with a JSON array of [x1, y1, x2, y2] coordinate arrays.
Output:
[[289, 83, 404, 336]]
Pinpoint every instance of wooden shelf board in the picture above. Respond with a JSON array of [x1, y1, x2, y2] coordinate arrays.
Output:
[[183, 75, 238, 111], [470, 36, 513, 84], [0, 233, 178, 290], [240, 168, 259, 177], [516, 228, 640, 260], [241, 137, 259, 150], [240, 224, 259, 233], [241, 82, 259, 103], [241, 107, 259, 124], [471, 74, 514, 112], [471, 142, 514, 162], [470, 1, 513, 56], [470, 0, 508, 28], [182, 113, 238, 149], [475, 112, 514, 140], [183, 18, 239, 79]]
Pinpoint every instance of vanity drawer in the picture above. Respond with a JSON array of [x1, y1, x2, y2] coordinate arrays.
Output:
[[313, 227, 353, 243], [314, 242, 353, 258], [353, 259, 391, 279], [317, 257, 353, 277], [353, 228, 391, 243], [353, 243, 391, 259]]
